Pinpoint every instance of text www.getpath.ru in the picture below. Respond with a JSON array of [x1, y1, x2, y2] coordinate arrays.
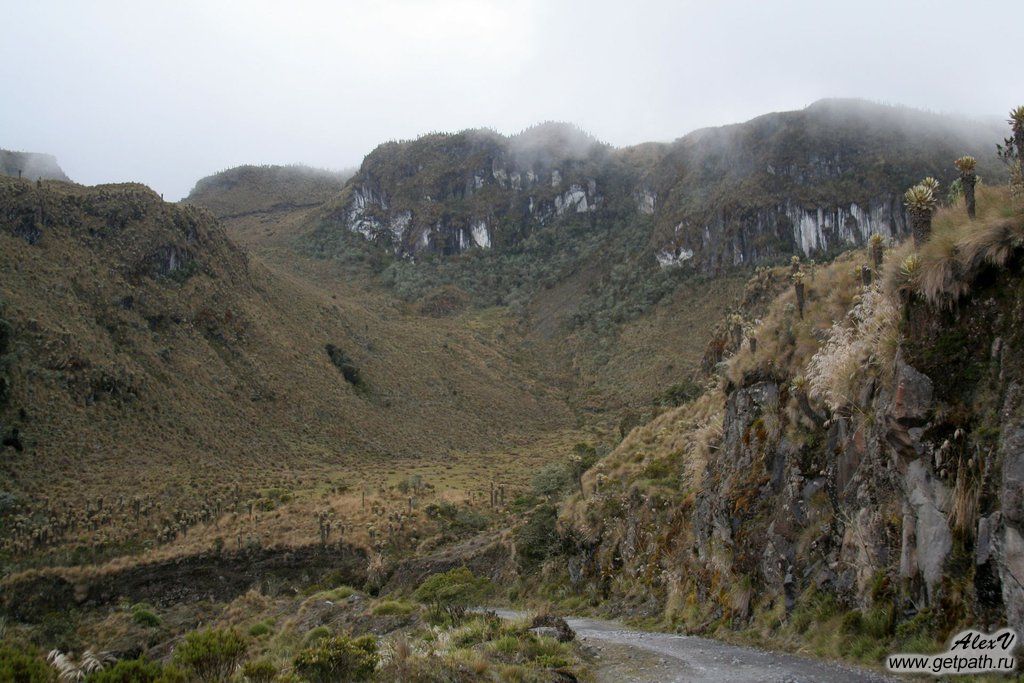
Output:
[[886, 628, 1017, 675]]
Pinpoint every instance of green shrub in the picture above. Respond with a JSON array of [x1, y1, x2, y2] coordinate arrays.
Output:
[[171, 628, 247, 683], [424, 501, 488, 537], [132, 608, 161, 628], [292, 634, 378, 682], [413, 567, 492, 621], [247, 622, 271, 637], [303, 626, 332, 646], [531, 445, 600, 499], [531, 462, 570, 498], [514, 504, 560, 571], [239, 659, 277, 683], [323, 585, 355, 600], [654, 379, 702, 408], [87, 658, 187, 682], [0, 644, 50, 683]]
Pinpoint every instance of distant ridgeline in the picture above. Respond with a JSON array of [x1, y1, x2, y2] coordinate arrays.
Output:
[[0, 149, 70, 182], [185, 164, 354, 219], [306, 99, 1004, 316]]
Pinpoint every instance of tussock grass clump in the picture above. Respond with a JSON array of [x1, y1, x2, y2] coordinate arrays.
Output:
[[131, 605, 161, 628], [372, 599, 416, 616], [247, 621, 272, 637], [413, 566, 493, 624], [888, 185, 1024, 308], [171, 628, 247, 683], [239, 658, 277, 683], [293, 633, 378, 683], [805, 286, 901, 413]]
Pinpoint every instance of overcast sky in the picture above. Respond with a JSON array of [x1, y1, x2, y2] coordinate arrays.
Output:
[[2, 0, 1022, 200]]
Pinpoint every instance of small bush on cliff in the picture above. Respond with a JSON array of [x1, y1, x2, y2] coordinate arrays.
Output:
[[0, 644, 50, 683], [292, 633, 378, 682], [171, 628, 247, 683], [654, 379, 702, 408], [532, 444, 599, 499]]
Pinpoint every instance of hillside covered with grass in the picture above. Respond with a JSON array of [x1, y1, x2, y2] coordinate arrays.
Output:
[[186, 164, 355, 219], [0, 175, 579, 575]]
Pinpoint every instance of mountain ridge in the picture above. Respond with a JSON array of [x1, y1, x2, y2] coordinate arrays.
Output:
[[307, 99, 1003, 274]]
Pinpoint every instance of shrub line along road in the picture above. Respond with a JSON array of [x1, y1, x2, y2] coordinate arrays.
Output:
[[487, 609, 898, 682]]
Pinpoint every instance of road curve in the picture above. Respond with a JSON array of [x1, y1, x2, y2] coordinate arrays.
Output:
[[489, 609, 897, 682]]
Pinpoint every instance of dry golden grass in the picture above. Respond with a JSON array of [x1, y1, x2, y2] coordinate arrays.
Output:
[[889, 185, 1024, 308], [725, 254, 868, 391], [0, 177, 584, 572]]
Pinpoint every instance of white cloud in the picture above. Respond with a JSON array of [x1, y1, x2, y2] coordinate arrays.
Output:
[[1, 0, 1021, 199]]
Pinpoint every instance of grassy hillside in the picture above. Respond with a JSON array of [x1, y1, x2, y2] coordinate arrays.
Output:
[[186, 164, 355, 219], [0, 175, 578, 574]]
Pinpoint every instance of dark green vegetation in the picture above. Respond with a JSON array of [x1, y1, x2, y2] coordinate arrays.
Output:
[[292, 633, 378, 682], [0, 644, 52, 683], [324, 343, 364, 389], [172, 629, 248, 682]]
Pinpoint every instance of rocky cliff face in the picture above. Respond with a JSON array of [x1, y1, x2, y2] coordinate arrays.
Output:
[[326, 122, 618, 258], [323, 101, 1001, 274], [560, 237, 1024, 644]]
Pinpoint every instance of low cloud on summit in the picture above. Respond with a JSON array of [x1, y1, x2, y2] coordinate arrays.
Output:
[[1, 0, 1021, 199]]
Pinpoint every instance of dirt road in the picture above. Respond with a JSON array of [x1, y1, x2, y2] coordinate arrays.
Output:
[[490, 610, 897, 682]]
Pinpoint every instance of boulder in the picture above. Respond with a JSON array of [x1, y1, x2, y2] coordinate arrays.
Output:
[[892, 360, 933, 426]]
